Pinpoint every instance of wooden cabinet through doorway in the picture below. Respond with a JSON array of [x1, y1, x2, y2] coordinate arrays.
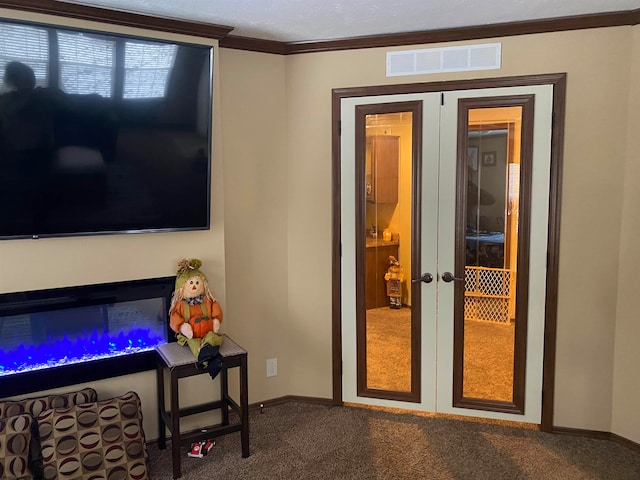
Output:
[[366, 243, 400, 309], [366, 136, 399, 204]]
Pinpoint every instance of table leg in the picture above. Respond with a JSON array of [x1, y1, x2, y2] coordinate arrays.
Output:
[[170, 369, 181, 479], [240, 354, 250, 458], [221, 366, 229, 426], [156, 362, 166, 450]]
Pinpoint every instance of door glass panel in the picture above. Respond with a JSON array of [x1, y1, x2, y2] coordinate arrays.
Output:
[[463, 107, 522, 402], [364, 112, 412, 393]]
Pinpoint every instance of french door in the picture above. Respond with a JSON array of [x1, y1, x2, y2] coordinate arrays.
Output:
[[339, 84, 554, 423]]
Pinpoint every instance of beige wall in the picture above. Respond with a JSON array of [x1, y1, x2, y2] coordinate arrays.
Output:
[[613, 24, 640, 444], [1, 4, 638, 441], [0, 9, 228, 439], [280, 27, 634, 432], [218, 48, 290, 401]]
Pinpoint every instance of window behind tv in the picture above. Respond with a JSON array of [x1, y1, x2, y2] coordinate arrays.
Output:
[[0, 18, 213, 239]]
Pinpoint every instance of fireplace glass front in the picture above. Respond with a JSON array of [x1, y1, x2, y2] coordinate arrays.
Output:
[[0, 276, 174, 397]]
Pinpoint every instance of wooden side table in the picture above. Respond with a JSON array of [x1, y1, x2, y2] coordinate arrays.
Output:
[[156, 335, 249, 479]]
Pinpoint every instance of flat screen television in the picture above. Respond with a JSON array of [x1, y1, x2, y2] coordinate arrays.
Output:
[[0, 16, 213, 240]]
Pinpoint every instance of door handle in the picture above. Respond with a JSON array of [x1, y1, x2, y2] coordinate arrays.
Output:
[[411, 273, 433, 284], [441, 271, 463, 283]]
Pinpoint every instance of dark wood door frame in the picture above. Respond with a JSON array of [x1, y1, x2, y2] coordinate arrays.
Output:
[[331, 73, 566, 433], [453, 95, 534, 415], [355, 101, 423, 403]]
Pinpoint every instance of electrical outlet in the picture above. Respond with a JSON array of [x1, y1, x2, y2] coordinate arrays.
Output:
[[266, 358, 278, 377]]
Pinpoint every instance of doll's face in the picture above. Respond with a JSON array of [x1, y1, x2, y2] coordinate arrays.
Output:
[[183, 276, 205, 298]]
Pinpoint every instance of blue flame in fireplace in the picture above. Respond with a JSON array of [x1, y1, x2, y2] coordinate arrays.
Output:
[[0, 327, 166, 376], [0, 300, 168, 377]]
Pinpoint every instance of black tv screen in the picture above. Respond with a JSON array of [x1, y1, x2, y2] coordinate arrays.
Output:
[[0, 17, 212, 239]]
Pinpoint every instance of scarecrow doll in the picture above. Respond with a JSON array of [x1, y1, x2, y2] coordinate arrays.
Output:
[[384, 256, 404, 309], [169, 258, 224, 379]]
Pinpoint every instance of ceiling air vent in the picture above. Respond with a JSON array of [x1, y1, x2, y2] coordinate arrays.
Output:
[[386, 43, 501, 77]]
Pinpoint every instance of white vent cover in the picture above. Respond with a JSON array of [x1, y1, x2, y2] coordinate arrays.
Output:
[[387, 43, 501, 77]]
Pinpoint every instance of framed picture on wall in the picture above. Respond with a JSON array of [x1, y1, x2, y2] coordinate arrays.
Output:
[[482, 151, 497, 166], [468, 147, 478, 170]]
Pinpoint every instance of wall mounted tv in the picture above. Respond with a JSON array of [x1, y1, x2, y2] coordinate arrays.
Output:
[[0, 17, 213, 240]]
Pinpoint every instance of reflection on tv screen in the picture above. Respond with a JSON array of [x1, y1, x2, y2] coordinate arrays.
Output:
[[0, 19, 212, 239]]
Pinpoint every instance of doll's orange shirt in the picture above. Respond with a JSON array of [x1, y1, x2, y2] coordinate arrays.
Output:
[[170, 297, 223, 338]]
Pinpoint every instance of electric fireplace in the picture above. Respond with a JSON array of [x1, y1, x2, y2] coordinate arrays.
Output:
[[0, 277, 175, 398]]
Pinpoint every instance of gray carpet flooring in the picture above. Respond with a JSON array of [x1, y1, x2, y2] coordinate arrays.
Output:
[[147, 402, 640, 479]]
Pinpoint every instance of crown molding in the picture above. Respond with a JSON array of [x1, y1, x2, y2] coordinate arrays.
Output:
[[0, 1, 637, 53], [0, 0, 234, 39], [218, 35, 287, 55], [220, 9, 640, 55]]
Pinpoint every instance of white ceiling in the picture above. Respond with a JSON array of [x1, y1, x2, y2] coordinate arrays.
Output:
[[58, 0, 640, 43]]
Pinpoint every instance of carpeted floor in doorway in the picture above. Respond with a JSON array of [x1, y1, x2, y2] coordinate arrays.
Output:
[[366, 306, 514, 400]]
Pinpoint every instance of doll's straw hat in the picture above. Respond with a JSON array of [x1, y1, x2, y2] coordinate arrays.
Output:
[[175, 258, 206, 290]]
